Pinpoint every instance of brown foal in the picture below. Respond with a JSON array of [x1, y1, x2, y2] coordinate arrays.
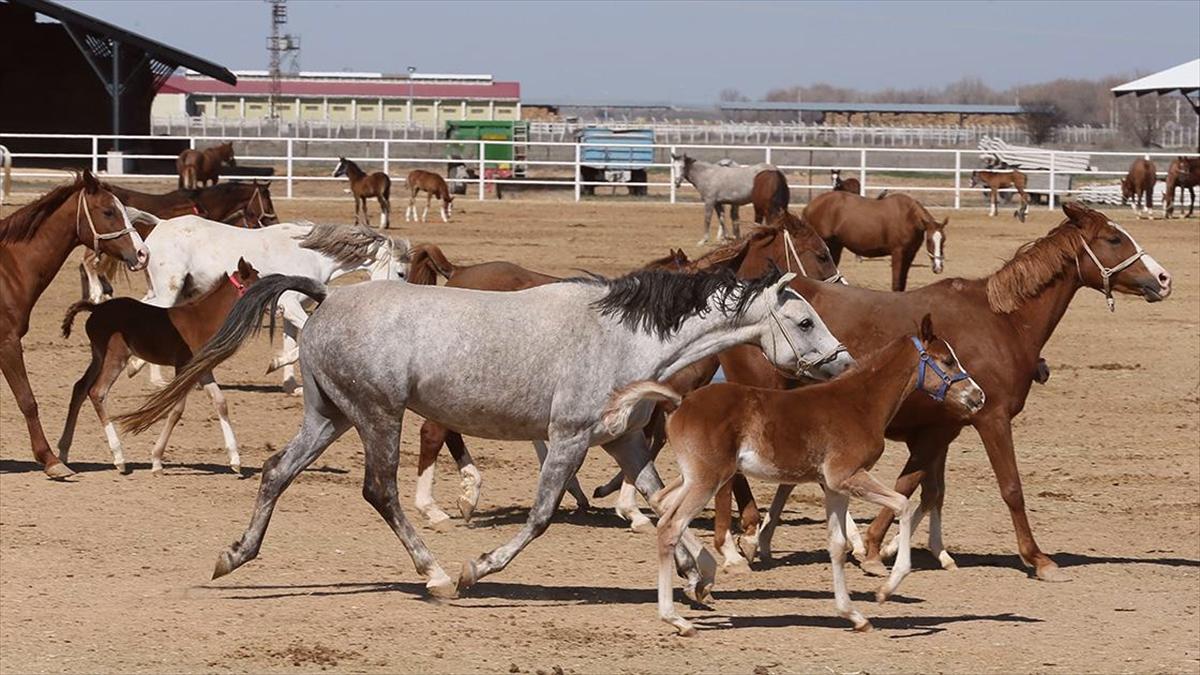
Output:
[[750, 169, 789, 224], [177, 142, 236, 190], [971, 168, 1029, 221], [626, 315, 984, 635], [0, 171, 149, 478], [831, 168, 861, 195], [334, 157, 393, 229], [58, 259, 260, 475], [405, 170, 454, 223], [1121, 156, 1157, 216]]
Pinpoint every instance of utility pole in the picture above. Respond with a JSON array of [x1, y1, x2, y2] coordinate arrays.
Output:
[[267, 0, 300, 119]]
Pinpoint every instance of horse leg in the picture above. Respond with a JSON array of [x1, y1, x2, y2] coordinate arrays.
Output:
[[757, 483, 792, 561], [445, 431, 483, 522], [379, 196, 390, 229], [613, 478, 652, 532], [880, 426, 961, 569], [200, 372, 241, 475], [859, 449, 926, 577], [87, 339, 133, 474], [821, 488, 871, 631], [656, 476, 720, 636], [827, 240, 844, 267], [890, 248, 914, 292], [79, 250, 111, 304], [271, 293, 308, 396], [731, 473, 765, 560], [715, 203, 729, 241], [729, 204, 741, 239], [457, 432, 592, 591], [439, 196, 449, 223], [57, 344, 105, 465], [0, 336, 73, 477], [698, 202, 714, 245], [212, 389, 351, 580], [714, 480, 750, 573], [415, 420, 454, 530], [406, 191, 416, 222], [533, 439, 590, 512], [1015, 187, 1029, 222], [1187, 186, 1196, 218], [423, 193, 432, 222]]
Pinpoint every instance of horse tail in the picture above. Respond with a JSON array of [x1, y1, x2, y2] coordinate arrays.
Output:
[[183, 164, 197, 190], [115, 275, 327, 434], [406, 244, 455, 285], [768, 170, 789, 220], [599, 381, 681, 438], [61, 301, 97, 338]]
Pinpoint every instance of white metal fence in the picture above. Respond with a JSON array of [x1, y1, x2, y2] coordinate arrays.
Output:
[[3, 132, 1197, 211]]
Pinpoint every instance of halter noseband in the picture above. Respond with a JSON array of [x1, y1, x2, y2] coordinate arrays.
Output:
[[783, 229, 846, 285], [911, 336, 969, 403], [76, 190, 136, 251], [1076, 222, 1146, 312], [767, 301, 848, 380], [228, 272, 249, 297]]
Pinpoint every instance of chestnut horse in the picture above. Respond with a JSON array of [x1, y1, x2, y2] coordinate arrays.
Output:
[[971, 169, 1028, 221], [750, 169, 789, 224], [406, 170, 454, 223], [0, 171, 149, 478], [713, 203, 1172, 583], [1163, 156, 1200, 218], [333, 157, 392, 229], [1121, 156, 1157, 216], [803, 190, 948, 291], [58, 259, 260, 476], [177, 142, 236, 190], [831, 168, 861, 195], [637, 315, 984, 635]]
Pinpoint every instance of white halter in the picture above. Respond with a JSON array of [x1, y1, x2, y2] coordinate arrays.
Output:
[[76, 190, 136, 251], [782, 229, 846, 285], [1076, 221, 1146, 312], [767, 297, 848, 379]]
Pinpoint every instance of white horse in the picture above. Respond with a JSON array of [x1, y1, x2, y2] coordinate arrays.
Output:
[[127, 215, 407, 393], [672, 153, 774, 245]]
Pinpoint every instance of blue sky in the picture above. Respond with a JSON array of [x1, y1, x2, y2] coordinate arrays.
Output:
[[62, 0, 1200, 102]]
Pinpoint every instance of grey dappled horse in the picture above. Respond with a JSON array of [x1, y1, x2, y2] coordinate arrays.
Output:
[[672, 153, 775, 245], [122, 267, 853, 600]]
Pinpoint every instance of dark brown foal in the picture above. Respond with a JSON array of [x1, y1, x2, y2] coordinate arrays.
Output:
[[334, 157, 392, 228], [58, 259, 260, 475], [971, 169, 1028, 221]]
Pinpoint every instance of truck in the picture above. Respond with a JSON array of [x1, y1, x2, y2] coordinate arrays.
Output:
[[444, 120, 528, 195], [575, 127, 654, 196]]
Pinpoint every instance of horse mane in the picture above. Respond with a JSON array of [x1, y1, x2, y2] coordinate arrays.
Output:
[[570, 266, 783, 339], [297, 222, 392, 267], [986, 220, 1085, 313], [0, 174, 90, 244]]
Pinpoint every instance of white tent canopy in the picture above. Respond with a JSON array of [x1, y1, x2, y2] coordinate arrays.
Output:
[[1112, 59, 1200, 113]]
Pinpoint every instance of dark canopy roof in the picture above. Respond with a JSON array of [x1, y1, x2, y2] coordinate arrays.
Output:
[[8, 0, 236, 88]]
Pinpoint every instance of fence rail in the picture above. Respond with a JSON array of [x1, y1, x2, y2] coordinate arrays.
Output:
[[3, 132, 1197, 211]]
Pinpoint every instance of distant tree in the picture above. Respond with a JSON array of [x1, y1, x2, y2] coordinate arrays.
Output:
[[718, 88, 749, 103], [1019, 100, 1066, 145], [1118, 96, 1164, 148]]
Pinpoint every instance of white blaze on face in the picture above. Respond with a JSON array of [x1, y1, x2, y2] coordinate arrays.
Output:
[[1139, 252, 1172, 297], [931, 230, 944, 273]]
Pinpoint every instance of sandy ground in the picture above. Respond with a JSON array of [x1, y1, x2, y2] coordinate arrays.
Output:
[[2, 194, 1198, 674]]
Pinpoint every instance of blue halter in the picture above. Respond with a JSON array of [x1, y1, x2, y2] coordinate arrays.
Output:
[[911, 336, 969, 402]]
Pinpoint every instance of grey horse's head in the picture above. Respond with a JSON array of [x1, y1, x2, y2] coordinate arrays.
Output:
[[757, 272, 855, 381], [670, 153, 690, 188]]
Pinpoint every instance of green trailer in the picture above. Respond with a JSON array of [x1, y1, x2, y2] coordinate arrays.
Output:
[[445, 120, 528, 193]]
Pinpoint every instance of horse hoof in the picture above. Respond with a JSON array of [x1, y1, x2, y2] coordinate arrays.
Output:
[[44, 462, 76, 480], [938, 551, 958, 570], [721, 559, 752, 576], [115, 462, 129, 475], [628, 515, 654, 534], [212, 551, 236, 580], [426, 570, 458, 599], [457, 496, 476, 523], [852, 619, 874, 633], [427, 513, 452, 532], [860, 559, 888, 577], [1036, 563, 1070, 583], [230, 464, 243, 477], [875, 586, 891, 604], [736, 536, 759, 562], [151, 466, 164, 477], [456, 560, 479, 594]]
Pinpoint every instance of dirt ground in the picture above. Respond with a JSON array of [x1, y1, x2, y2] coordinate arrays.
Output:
[[2, 195, 1198, 674]]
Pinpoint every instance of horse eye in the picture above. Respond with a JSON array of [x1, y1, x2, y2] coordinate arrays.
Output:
[[799, 318, 813, 332], [103, 209, 115, 217], [1107, 236, 1121, 245], [817, 253, 829, 262]]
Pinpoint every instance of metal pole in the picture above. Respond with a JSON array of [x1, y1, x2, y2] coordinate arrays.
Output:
[[91, 136, 99, 173], [858, 148, 867, 196], [1047, 151, 1056, 210], [382, 140, 390, 176], [669, 145, 676, 204], [764, 146, 772, 165], [954, 150, 961, 209], [286, 138, 294, 198], [478, 140, 485, 200], [111, 39, 121, 152], [574, 143, 581, 203]]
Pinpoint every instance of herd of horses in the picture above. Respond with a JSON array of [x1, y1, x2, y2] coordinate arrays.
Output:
[[0, 137, 1183, 635]]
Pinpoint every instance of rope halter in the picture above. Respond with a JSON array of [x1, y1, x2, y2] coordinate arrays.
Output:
[[767, 297, 848, 380], [76, 190, 136, 252], [782, 229, 846, 285], [1076, 221, 1146, 312], [911, 336, 970, 403]]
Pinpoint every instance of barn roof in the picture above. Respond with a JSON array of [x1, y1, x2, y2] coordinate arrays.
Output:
[[165, 74, 521, 101], [1112, 59, 1200, 97], [718, 101, 1025, 114], [8, 0, 236, 88]]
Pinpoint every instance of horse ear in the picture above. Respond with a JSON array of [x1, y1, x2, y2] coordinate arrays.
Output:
[[236, 257, 252, 276], [940, 217, 949, 227], [81, 169, 100, 194], [919, 313, 935, 342], [771, 272, 797, 298], [1061, 201, 1092, 226]]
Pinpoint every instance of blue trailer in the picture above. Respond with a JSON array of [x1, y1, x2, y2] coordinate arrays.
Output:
[[575, 127, 655, 196]]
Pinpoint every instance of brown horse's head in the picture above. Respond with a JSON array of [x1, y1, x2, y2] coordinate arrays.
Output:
[[1119, 175, 1134, 204], [217, 142, 236, 167], [969, 170, 981, 188], [913, 314, 986, 418], [1063, 202, 1172, 304], [232, 257, 261, 290], [923, 217, 948, 274], [332, 157, 349, 178], [769, 213, 843, 283], [80, 170, 150, 271], [246, 181, 279, 228], [643, 248, 692, 271]]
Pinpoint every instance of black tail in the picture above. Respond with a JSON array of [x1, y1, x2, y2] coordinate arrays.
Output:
[[768, 170, 789, 220], [61, 301, 97, 338], [115, 275, 327, 434]]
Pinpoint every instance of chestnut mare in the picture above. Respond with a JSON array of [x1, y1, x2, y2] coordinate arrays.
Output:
[[971, 169, 1029, 221], [803, 190, 948, 291], [831, 168, 861, 195], [0, 171, 149, 478], [750, 169, 789, 224], [712, 203, 1172, 583], [406, 169, 454, 223], [1121, 156, 1157, 216], [58, 259, 261, 476], [639, 315, 984, 635], [333, 157, 392, 229], [177, 142, 236, 190], [1163, 156, 1200, 218]]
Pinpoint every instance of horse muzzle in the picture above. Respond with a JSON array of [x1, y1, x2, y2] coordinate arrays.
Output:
[[129, 246, 150, 271]]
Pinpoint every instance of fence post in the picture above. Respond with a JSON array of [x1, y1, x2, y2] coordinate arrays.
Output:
[[858, 148, 867, 196], [478, 140, 486, 201], [669, 145, 676, 204], [286, 138, 294, 199], [91, 136, 99, 173], [954, 150, 961, 209], [382, 139, 390, 175], [764, 146, 772, 165], [1047, 151, 1056, 210], [574, 143, 582, 203]]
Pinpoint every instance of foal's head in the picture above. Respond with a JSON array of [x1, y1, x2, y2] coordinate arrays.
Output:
[[1119, 175, 1134, 203], [332, 157, 349, 178], [912, 314, 985, 417], [217, 142, 236, 167], [969, 170, 981, 188], [923, 217, 948, 275]]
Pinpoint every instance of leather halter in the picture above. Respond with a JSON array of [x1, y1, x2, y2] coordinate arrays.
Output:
[[782, 229, 845, 285], [1075, 222, 1147, 313], [911, 336, 969, 402], [767, 300, 848, 379], [76, 190, 136, 251], [228, 273, 248, 297]]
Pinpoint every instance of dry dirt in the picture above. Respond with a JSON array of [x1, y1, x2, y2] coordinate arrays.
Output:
[[2, 196, 1198, 674]]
